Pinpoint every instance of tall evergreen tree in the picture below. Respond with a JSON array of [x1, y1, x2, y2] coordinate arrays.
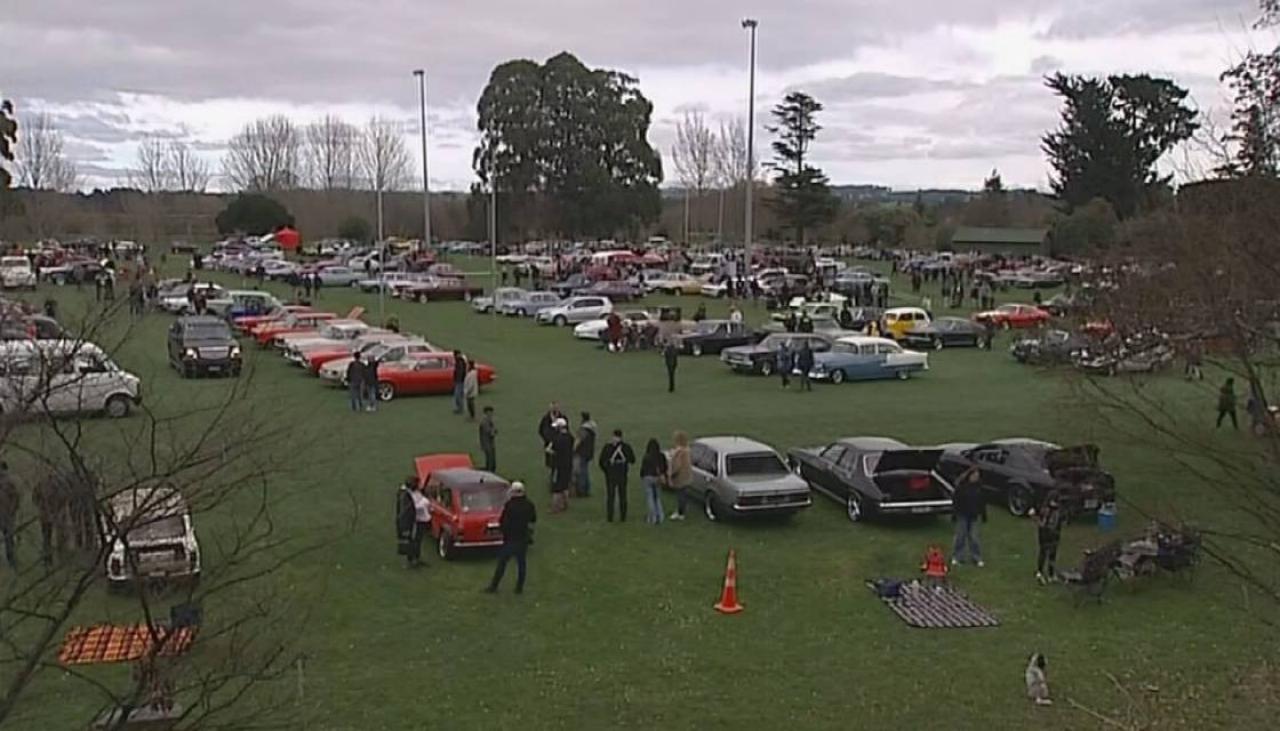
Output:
[[1218, 49, 1280, 178], [766, 91, 837, 245]]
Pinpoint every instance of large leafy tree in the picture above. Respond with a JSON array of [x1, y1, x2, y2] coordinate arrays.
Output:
[[766, 91, 837, 245], [215, 193, 295, 235], [1042, 73, 1198, 218], [473, 52, 662, 240]]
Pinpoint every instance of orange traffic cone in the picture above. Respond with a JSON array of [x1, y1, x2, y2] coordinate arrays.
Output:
[[714, 549, 744, 614]]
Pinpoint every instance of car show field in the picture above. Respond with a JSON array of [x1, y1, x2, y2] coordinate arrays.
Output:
[[6, 256, 1275, 730]]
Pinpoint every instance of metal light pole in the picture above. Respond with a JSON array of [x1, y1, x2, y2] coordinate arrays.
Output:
[[412, 69, 432, 254], [489, 145, 498, 320], [376, 180, 385, 323], [742, 18, 758, 268]]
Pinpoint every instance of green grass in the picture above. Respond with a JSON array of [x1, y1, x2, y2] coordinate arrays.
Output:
[[6, 258, 1276, 730]]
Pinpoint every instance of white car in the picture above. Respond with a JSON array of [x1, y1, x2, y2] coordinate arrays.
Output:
[[643, 272, 702, 295], [472, 287, 528, 314], [103, 487, 200, 585], [700, 281, 729, 298], [316, 265, 360, 287], [536, 296, 613, 326], [0, 256, 36, 290], [318, 339, 440, 385], [0, 340, 141, 418], [282, 322, 383, 364], [158, 283, 226, 314], [573, 310, 654, 340]]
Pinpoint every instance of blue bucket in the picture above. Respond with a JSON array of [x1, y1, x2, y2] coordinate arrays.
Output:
[[1097, 502, 1117, 533]]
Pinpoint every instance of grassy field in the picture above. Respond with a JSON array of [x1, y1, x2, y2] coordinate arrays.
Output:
[[6, 257, 1277, 730]]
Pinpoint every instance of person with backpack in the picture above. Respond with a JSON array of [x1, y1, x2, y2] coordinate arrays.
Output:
[[640, 439, 668, 525], [598, 429, 636, 522]]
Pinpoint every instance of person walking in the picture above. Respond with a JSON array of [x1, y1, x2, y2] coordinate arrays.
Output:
[[485, 482, 537, 595], [663, 341, 679, 393], [346, 354, 366, 413], [640, 438, 668, 525], [1035, 493, 1066, 584], [363, 352, 380, 412], [1183, 341, 1204, 381], [549, 419, 574, 513], [574, 412, 598, 498], [796, 340, 815, 392], [667, 431, 693, 521], [598, 429, 636, 522], [1217, 377, 1238, 430], [463, 362, 479, 420], [451, 351, 468, 415], [776, 341, 793, 389], [0, 462, 19, 569], [479, 406, 498, 472], [952, 468, 987, 567]]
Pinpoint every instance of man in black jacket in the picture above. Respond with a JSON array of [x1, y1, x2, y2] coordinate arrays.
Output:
[[537, 401, 565, 486], [346, 354, 366, 412], [395, 477, 417, 567], [598, 429, 636, 522], [485, 482, 537, 594], [451, 351, 468, 415], [663, 341, 678, 393], [796, 341, 815, 392], [362, 353, 380, 412], [952, 468, 987, 567]]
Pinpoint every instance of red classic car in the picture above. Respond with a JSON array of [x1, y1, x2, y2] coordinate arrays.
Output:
[[399, 277, 486, 303], [251, 312, 338, 346], [415, 454, 509, 559], [374, 352, 496, 401], [973, 303, 1051, 330], [233, 305, 314, 334]]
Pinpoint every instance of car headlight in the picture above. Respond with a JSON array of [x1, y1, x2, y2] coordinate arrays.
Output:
[[184, 348, 197, 359], [230, 345, 242, 358]]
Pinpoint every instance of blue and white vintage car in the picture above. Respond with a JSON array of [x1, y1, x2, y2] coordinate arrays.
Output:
[[806, 336, 929, 384]]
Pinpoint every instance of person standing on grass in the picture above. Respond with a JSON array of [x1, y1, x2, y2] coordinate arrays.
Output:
[[346, 353, 366, 413], [574, 412, 598, 498], [395, 476, 418, 567], [796, 340, 815, 392], [729, 306, 744, 326], [952, 468, 987, 567], [451, 351, 468, 415], [363, 352, 380, 412], [667, 431, 693, 521], [485, 482, 536, 595], [1217, 377, 1238, 430], [0, 463, 19, 569], [549, 419, 574, 513], [663, 341, 679, 393], [598, 429, 636, 522], [640, 438, 667, 525], [776, 340, 793, 389], [479, 406, 498, 471], [1035, 492, 1066, 584], [407, 480, 431, 569], [463, 361, 479, 420], [538, 401, 565, 486]]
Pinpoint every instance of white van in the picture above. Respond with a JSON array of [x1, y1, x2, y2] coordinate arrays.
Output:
[[0, 340, 141, 419], [103, 487, 200, 586], [0, 256, 36, 290]]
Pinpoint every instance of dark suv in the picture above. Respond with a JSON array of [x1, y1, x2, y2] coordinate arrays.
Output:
[[168, 316, 241, 377]]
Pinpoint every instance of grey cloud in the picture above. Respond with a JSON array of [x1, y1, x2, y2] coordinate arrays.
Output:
[[1041, 0, 1256, 39], [795, 73, 973, 102], [1029, 56, 1063, 75]]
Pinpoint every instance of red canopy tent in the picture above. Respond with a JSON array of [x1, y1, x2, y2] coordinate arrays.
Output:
[[275, 226, 300, 252]]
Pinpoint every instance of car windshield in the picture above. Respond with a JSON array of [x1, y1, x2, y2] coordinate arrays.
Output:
[[186, 323, 231, 339], [460, 485, 508, 512], [2, 257, 29, 267], [726, 453, 789, 477], [759, 335, 788, 349], [693, 322, 723, 334], [129, 515, 186, 541]]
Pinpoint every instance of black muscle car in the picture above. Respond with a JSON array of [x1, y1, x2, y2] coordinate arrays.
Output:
[[674, 320, 758, 357], [901, 317, 985, 350], [787, 437, 955, 522], [1011, 329, 1089, 366], [934, 439, 1115, 517]]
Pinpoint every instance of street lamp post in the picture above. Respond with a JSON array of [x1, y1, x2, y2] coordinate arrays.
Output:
[[489, 145, 498, 320], [375, 180, 385, 323], [741, 18, 758, 270], [412, 69, 432, 254]]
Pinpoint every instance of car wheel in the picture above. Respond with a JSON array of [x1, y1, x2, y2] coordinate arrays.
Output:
[[703, 491, 721, 522], [846, 494, 864, 523], [830, 369, 845, 384], [1007, 484, 1034, 517], [377, 382, 396, 402], [415, 293, 428, 303], [760, 361, 774, 377], [933, 337, 944, 351], [896, 369, 911, 381], [104, 395, 131, 419], [554, 315, 568, 327], [516, 308, 527, 317], [52, 275, 66, 286], [691, 342, 704, 357], [437, 531, 455, 560]]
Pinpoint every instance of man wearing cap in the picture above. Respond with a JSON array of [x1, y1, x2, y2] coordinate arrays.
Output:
[[485, 482, 537, 594]]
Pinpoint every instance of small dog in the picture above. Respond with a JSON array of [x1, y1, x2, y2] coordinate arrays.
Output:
[[1025, 653, 1052, 706]]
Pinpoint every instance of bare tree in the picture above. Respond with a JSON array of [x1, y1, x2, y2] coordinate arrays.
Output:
[[358, 117, 411, 192], [304, 116, 357, 190], [129, 137, 171, 193], [223, 116, 301, 192], [670, 110, 715, 244], [16, 113, 78, 192], [711, 117, 752, 244], [168, 142, 210, 193]]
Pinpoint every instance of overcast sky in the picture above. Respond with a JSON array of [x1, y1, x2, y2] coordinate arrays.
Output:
[[2, 0, 1265, 192]]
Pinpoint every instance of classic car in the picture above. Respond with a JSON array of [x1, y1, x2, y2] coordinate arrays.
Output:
[[281, 322, 384, 364], [207, 291, 285, 320], [1007, 269, 1065, 289], [167, 315, 241, 377], [673, 320, 758, 357], [1011, 329, 1090, 366], [318, 339, 439, 384], [0, 340, 141, 419], [103, 487, 200, 586], [261, 259, 299, 281], [499, 291, 563, 317], [1041, 292, 1089, 317], [536, 296, 613, 326], [808, 336, 929, 383], [374, 352, 496, 401], [232, 304, 312, 334], [315, 265, 361, 287], [901, 317, 985, 350], [934, 439, 1116, 517], [881, 307, 931, 341], [973, 303, 1052, 330], [158, 282, 227, 314], [472, 287, 528, 314], [787, 437, 954, 522], [251, 312, 339, 347], [573, 280, 645, 302], [305, 332, 419, 373], [40, 258, 105, 285], [0, 256, 37, 289], [399, 276, 485, 302], [721, 332, 836, 375], [0, 313, 64, 340], [761, 315, 854, 337], [269, 318, 366, 351], [699, 280, 730, 298], [355, 271, 424, 293], [684, 437, 811, 521], [771, 301, 843, 324], [415, 453, 510, 559], [1073, 333, 1174, 376], [644, 271, 705, 295], [573, 310, 654, 341], [549, 273, 593, 298]]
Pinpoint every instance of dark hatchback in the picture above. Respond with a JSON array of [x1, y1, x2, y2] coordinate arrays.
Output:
[[168, 316, 242, 377]]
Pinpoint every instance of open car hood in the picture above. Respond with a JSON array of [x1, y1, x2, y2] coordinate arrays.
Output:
[[873, 448, 944, 473], [1046, 445, 1100, 475]]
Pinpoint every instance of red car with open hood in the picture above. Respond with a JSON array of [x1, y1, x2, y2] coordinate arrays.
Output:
[[414, 454, 509, 559]]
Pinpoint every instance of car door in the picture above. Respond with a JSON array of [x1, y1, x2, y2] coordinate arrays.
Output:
[[969, 447, 1010, 498], [805, 443, 847, 497], [410, 356, 452, 395], [834, 447, 864, 499], [690, 444, 718, 499]]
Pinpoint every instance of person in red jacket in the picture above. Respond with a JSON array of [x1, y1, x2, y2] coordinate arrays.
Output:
[[921, 544, 948, 588]]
